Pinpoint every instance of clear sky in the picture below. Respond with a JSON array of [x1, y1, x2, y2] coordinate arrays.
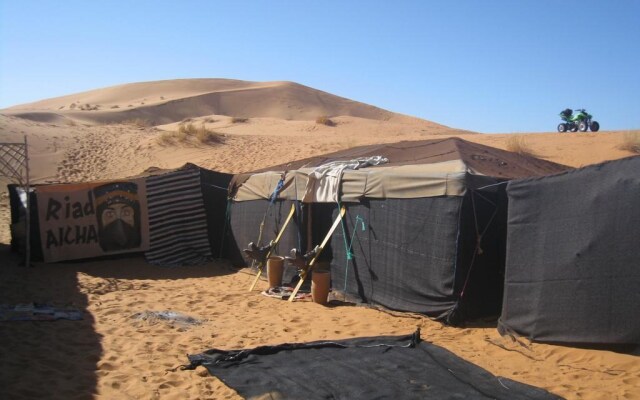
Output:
[[1, 1, 639, 133]]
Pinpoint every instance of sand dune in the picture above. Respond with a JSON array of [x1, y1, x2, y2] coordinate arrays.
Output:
[[1, 79, 639, 400], [3, 79, 450, 129]]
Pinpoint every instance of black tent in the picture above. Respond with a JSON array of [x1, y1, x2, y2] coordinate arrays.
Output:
[[499, 155, 640, 344], [229, 138, 570, 322]]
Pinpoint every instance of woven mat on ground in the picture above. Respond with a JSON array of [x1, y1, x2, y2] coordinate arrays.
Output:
[[183, 329, 561, 400], [0, 303, 83, 321]]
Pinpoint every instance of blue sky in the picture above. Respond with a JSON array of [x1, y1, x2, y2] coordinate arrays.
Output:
[[1, 1, 639, 133]]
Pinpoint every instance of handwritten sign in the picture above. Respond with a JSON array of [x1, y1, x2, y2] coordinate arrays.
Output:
[[36, 179, 149, 262]]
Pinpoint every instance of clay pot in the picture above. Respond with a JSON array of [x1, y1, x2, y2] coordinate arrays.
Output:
[[266, 256, 285, 288], [311, 269, 331, 306]]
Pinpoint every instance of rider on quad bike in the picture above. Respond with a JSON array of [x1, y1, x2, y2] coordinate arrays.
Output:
[[557, 108, 600, 133]]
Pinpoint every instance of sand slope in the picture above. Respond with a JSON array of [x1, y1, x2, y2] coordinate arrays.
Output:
[[3, 79, 451, 128], [1, 79, 639, 400]]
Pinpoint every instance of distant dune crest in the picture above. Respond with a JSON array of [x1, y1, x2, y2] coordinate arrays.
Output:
[[2, 78, 449, 129]]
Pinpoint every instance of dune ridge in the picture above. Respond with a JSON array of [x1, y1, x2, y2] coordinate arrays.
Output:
[[3, 79, 449, 129]]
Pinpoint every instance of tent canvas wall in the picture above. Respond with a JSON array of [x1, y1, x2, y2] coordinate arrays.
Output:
[[229, 138, 570, 322], [499, 156, 640, 344]]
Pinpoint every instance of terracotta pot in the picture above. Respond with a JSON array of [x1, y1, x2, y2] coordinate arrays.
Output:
[[266, 256, 284, 288], [311, 270, 331, 306]]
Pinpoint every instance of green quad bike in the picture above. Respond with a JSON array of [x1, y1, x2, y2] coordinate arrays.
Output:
[[558, 108, 600, 132]]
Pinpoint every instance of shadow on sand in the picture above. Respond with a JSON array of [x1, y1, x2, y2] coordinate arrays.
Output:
[[0, 245, 236, 399]]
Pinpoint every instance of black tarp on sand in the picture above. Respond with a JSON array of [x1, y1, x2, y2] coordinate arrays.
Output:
[[184, 331, 561, 400], [499, 156, 640, 344]]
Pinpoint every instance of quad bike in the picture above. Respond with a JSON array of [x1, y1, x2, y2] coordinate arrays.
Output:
[[557, 108, 600, 132]]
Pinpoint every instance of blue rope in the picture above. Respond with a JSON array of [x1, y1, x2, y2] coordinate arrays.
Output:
[[336, 200, 366, 292], [269, 176, 285, 204]]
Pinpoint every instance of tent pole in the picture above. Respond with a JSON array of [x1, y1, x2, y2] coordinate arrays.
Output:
[[24, 135, 31, 268]]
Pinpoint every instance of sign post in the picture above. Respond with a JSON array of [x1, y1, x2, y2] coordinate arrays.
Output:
[[0, 136, 31, 266]]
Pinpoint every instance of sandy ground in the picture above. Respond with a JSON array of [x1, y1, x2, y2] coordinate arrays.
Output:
[[1, 79, 639, 399]]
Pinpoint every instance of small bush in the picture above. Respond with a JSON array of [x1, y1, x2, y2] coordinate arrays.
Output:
[[316, 116, 336, 127], [157, 123, 225, 146], [619, 131, 640, 154], [111, 105, 120, 109], [157, 132, 176, 145], [66, 119, 77, 127], [195, 124, 224, 144], [174, 129, 188, 142], [231, 117, 248, 123], [506, 136, 537, 157], [204, 117, 217, 123], [178, 122, 197, 135]]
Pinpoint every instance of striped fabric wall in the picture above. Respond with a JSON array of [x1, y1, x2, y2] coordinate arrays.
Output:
[[144, 168, 212, 267]]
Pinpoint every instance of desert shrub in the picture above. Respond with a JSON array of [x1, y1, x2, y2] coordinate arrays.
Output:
[[157, 132, 176, 145], [619, 131, 640, 154], [123, 118, 152, 128], [174, 129, 188, 142], [69, 103, 77, 109], [111, 105, 120, 109], [178, 122, 198, 135], [316, 116, 336, 127], [231, 117, 248, 123], [79, 103, 99, 111], [195, 125, 224, 145], [506, 136, 537, 157], [65, 119, 77, 126], [204, 117, 217, 123]]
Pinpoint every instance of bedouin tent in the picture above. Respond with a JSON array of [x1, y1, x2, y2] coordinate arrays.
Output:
[[499, 155, 640, 344], [7, 163, 232, 266], [228, 138, 570, 323]]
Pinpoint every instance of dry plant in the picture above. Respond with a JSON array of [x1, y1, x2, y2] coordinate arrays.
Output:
[[619, 131, 640, 154], [231, 117, 248, 123], [157, 131, 176, 146], [316, 116, 336, 127], [506, 136, 537, 157], [195, 125, 224, 144], [204, 117, 217, 123], [110, 105, 120, 109], [79, 103, 100, 111], [65, 119, 77, 127], [123, 118, 152, 128], [178, 122, 197, 135], [159, 122, 224, 146]]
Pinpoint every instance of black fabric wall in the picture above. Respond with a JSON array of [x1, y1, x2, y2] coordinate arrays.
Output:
[[228, 199, 305, 284], [454, 188, 508, 321], [500, 156, 640, 344], [329, 190, 507, 321], [199, 169, 233, 259], [330, 197, 463, 315], [7, 184, 43, 261]]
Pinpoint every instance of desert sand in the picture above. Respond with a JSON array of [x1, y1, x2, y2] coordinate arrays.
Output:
[[0, 79, 638, 399]]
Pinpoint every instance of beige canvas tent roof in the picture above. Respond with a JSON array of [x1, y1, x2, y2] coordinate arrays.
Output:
[[230, 138, 570, 202]]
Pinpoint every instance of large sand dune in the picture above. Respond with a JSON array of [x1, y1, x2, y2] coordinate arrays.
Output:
[[1, 79, 639, 400]]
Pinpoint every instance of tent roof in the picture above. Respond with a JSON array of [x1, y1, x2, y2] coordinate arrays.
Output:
[[256, 137, 570, 179], [231, 138, 571, 202]]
